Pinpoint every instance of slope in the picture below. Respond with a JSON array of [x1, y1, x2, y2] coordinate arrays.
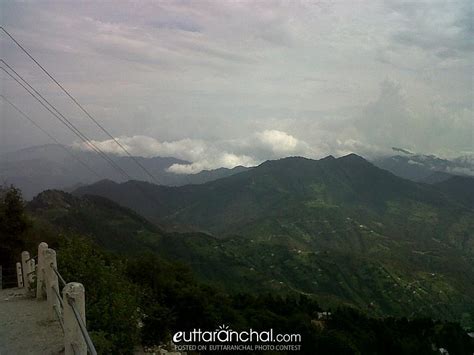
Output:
[[1, 144, 250, 199], [72, 155, 474, 322]]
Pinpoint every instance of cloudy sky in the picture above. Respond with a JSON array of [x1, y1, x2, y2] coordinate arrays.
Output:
[[1, 0, 472, 173]]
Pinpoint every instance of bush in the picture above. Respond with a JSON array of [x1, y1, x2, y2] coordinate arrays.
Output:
[[56, 236, 140, 354]]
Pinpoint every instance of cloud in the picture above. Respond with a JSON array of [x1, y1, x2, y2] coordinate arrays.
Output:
[[167, 153, 256, 174], [386, 0, 473, 58], [74, 135, 256, 174], [44, 72, 474, 174], [73, 134, 259, 174], [352, 79, 474, 156], [73, 136, 207, 162], [256, 130, 299, 154], [1, 0, 472, 161], [73, 129, 317, 174]]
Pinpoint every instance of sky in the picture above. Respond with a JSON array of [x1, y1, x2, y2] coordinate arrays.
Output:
[[1, 0, 472, 173]]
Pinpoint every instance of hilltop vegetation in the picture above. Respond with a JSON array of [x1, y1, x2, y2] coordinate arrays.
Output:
[[28, 190, 163, 253], [433, 176, 474, 209], [0, 186, 29, 267], [73, 155, 474, 323], [54, 235, 474, 354], [2, 185, 473, 354]]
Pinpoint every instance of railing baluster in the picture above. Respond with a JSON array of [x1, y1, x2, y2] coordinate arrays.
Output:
[[64, 282, 96, 355], [17, 243, 96, 355], [44, 248, 60, 321], [16, 262, 23, 288], [36, 242, 48, 299], [21, 251, 30, 289]]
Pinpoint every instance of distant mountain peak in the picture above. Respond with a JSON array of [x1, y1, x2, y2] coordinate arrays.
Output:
[[92, 179, 118, 186], [392, 147, 414, 155], [320, 155, 336, 161], [29, 189, 78, 211], [1, 144, 250, 199], [337, 153, 369, 164], [257, 156, 312, 168]]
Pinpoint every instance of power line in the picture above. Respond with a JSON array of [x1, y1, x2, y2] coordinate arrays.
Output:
[[0, 59, 124, 175], [0, 62, 161, 208], [0, 63, 133, 182], [0, 94, 101, 179], [0, 26, 161, 185]]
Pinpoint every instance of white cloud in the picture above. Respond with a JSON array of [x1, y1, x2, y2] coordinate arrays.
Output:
[[408, 159, 423, 166], [256, 130, 299, 154], [1, 1, 472, 159], [73, 129, 316, 174], [73, 136, 207, 162], [168, 153, 256, 174], [352, 79, 474, 156], [73, 134, 259, 174]]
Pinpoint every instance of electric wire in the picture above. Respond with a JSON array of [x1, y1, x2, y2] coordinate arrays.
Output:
[[0, 63, 133, 182], [0, 59, 128, 171], [0, 94, 101, 179], [0, 26, 160, 185], [1, 32, 161, 207], [1, 65, 160, 207]]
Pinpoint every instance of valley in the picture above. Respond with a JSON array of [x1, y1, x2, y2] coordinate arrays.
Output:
[[26, 154, 474, 328]]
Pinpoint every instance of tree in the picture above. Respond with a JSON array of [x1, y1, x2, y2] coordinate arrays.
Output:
[[0, 186, 29, 267]]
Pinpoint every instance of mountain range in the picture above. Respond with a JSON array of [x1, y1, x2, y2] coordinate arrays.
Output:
[[75, 154, 474, 237], [0, 144, 249, 199], [372, 148, 474, 183], [27, 153, 474, 326], [3, 144, 473, 200]]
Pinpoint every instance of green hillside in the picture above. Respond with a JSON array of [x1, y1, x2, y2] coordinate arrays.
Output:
[[433, 176, 474, 209], [28, 190, 163, 253], [75, 155, 473, 249], [28, 187, 474, 326], [69, 155, 474, 324], [4, 181, 474, 353]]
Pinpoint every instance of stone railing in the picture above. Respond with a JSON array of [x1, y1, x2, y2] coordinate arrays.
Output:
[[17, 242, 97, 355]]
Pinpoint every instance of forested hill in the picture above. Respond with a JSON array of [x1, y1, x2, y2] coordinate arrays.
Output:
[[39, 154, 474, 323], [27, 190, 164, 253], [23, 187, 474, 330], [433, 175, 474, 209], [74, 154, 474, 248]]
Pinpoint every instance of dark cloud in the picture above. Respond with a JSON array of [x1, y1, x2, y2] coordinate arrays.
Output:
[[1, 0, 472, 166], [387, 0, 473, 58]]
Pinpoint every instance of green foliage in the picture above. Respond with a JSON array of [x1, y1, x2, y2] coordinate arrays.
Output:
[[125, 253, 238, 344], [4, 193, 473, 354], [22, 167, 474, 353], [0, 185, 29, 268], [316, 308, 474, 355], [30, 187, 474, 326], [28, 190, 162, 254], [71, 156, 474, 322], [122, 254, 474, 354], [56, 236, 140, 354]]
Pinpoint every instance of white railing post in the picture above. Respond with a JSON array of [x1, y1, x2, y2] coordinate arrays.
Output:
[[28, 257, 36, 286], [16, 262, 24, 288], [36, 242, 48, 299], [21, 251, 30, 289], [63, 282, 87, 355], [44, 248, 60, 321]]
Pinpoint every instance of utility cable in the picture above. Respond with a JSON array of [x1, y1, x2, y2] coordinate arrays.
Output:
[[0, 26, 160, 185], [0, 94, 101, 179]]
